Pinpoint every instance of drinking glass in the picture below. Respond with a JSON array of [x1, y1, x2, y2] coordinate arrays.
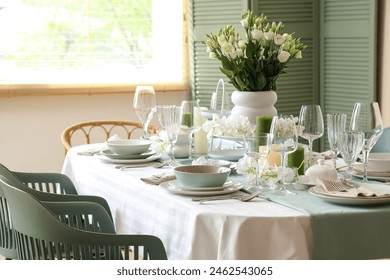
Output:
[[244, 133, 272, 189], [337, 131, 364, 181], [270, 115, 299, 196], [180, 100, 201, 160], [155, 105, 182, 163], [133, 86, 157, 139], [298, 105, 324, 152], [326, 113, 347, 168], [350, 102, 384, 182]]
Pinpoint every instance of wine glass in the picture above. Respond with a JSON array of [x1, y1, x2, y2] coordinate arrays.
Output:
[[349, 102, 384, 182], [133, 86, 157, 139], [270, 115, 299, 196], [155, 105, 181, 163], [180, 100, 201, 160], [326, 113, 347, 169], [243, 133, 272, 189], [337, 131, 365, 182], [298, 105, 324, 152]]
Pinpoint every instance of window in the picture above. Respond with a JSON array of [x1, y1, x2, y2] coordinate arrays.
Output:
[[0, 0, 187, 95]]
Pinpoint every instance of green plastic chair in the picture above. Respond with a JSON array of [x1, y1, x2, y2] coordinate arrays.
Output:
[[0, 178, 167, 260], [0, 163, 114, 260]]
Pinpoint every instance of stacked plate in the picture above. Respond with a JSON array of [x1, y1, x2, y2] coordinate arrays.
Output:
[[96, 139, 161, 163], [352, 153, 390, 182]]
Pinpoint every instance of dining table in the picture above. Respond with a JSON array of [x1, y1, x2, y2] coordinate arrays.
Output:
[[61, 143, 390, 260]]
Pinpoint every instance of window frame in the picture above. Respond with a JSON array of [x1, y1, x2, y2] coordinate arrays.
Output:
[[0, 0, 189, 98]]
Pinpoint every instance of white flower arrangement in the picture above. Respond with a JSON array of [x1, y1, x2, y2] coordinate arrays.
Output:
[[149, 131, 170, 154], [236, 155, 309, 188], [202, 114, 255, 138]]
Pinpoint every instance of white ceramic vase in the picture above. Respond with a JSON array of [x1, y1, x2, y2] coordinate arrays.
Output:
[[230, 90, 278, 124]]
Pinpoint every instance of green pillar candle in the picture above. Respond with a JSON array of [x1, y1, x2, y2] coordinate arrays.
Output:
[[288, 147, 305, 175], [256, 116, 273, 134], [181, 112, 193, 127]]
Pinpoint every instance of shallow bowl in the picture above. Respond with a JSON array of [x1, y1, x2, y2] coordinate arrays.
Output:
[[367, 153, 390, 172], [106, 139, 152, 156], [173, 165, 231, 188]]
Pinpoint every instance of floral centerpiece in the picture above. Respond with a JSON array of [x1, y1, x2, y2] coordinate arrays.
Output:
[[202, 114, 254, 138], [204, 10, 307, 91]]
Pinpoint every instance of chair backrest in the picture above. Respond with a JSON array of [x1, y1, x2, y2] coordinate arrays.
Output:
[[0, 178, 17, 259], [61, 120, 161, 154], [0, 178, 167, 260], [371, 127, 390, 153]]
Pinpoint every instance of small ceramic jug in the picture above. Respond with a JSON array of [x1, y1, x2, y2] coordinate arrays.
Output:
[[305, 159, 338, 184]]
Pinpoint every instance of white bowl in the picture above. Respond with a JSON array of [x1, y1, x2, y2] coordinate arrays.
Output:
[[367, 153, 390, 172], [174, 165, 231, 188], [106, 139, 152, 156]]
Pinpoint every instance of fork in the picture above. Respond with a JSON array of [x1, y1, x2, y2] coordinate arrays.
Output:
[[327, 180, 352, 192]]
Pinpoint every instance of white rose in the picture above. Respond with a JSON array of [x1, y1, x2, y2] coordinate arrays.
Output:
[[295, 50, 302, 59], [274, 34, 285, 45], [251, 29, 263, 41], [278, 51, 290, 63]]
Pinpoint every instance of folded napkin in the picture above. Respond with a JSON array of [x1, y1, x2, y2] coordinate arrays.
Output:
[[141, 172, 176, 185], [318, 179, 390, 198], [353, 165, 390, 177], [77, 147, 106, 156]]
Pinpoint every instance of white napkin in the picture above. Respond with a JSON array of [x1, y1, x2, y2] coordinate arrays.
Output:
[[77, 147, 105, 156], [319, 179, 390, 198], [140, 172, 176, 185], [353, 165, 390, 177]]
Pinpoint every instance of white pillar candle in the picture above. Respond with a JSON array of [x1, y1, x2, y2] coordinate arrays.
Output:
[[194, 108, 208, 155]]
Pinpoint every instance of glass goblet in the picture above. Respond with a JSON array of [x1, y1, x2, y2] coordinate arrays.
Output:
[[270, 115, 299, 196], [244, 133, 272, 190], [337, 131, 364, 181], [155, 105, 182, 164], [298, 105, 324, 152], [133, 86, 157, 139], [180, 100, 201, 160], [326, 113, 347, 169], [350, 102, 384, 182]]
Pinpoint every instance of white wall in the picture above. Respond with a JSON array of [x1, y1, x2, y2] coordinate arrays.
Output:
[[0, 91, 187, 172]]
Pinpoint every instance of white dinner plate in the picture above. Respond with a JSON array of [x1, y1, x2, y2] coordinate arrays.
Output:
[[168, 179, 234, 191], [208, 149, 245, 161], [94, 153, 162, 164], [308, 184, 390, 205], [100, 149, 156, 160], [160, 180, 243, 196]]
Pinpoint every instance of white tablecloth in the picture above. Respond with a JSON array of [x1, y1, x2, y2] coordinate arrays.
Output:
[[61, 144, 313, 260]]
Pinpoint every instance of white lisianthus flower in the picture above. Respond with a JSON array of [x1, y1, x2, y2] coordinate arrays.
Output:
[[240, 18, 248, 28], [202, 114, 254, 138], [282, 33, 292, 41], [149, 131, 169, 154], [229, 50, 238, 59], [251, 29, 263, 41], [238, 40, 246, 48], [209, 52, 217, 59], [221, 42, 233, 54], [217, 35, 227, 45], [295, 50, 302, 59], [236, 48, 243, 57], [263, 31, 274, 41], [236, 155, 257, 177], [274, 34, 285, 45], [278, 51, 290, 63]]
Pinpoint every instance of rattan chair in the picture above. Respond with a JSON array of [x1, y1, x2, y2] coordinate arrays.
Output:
[[0, 178, 167, 260], [61, 120, 161, 154]]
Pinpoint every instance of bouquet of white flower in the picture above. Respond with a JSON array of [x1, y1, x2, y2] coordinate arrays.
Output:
[[202, 114, 255, 138]]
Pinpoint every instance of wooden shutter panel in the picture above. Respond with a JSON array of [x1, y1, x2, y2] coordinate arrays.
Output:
[[320, 0, 377, 150], [189, 0, 249, 108]]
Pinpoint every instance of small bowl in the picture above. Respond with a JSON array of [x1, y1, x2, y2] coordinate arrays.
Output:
[[174, 165, 231, 188], [106, 139, 152, 156], [367, 153, 390, 172]]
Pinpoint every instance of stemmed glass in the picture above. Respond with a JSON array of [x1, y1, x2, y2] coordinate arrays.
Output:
[[155, 105, 182, 164], [337, 131, 365, 182], [180, 100, 201, 160], [326, 113, 347, 169], [270, 115, 299, 196], [298, 105, 324, 152], [133, 86, 157, 139], [243, 133, 272, 189], [350, 102, 384, 182]]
